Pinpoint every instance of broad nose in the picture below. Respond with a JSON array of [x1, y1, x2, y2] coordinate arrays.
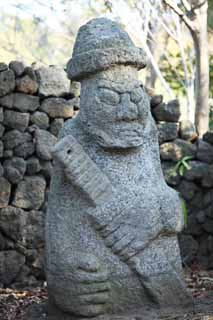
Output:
[[116, 93, 138, 121]]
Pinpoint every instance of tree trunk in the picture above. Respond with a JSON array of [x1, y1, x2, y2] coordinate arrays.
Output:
[[191, 2, 209, 136]]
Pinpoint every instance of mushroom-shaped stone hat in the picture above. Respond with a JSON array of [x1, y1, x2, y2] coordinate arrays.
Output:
[[67, 18, 146, 81]]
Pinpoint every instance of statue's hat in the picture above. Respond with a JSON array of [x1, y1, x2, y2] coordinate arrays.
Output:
[[67, 18, 146, 81]]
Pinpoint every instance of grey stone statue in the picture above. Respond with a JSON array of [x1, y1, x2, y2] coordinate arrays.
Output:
[[46, 18, 193, 319]]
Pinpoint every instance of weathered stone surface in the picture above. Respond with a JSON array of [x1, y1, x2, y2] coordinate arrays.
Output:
[[14, 141, 35, 159], [12, 176, 46, 210], [0, 124, 5, 137], [179, 234, 198, 265], [197, 140, 213, 164], [203, 218, 213, 234], [46, 18, 192, 319], [150, 95, 163, 109], [202, 165, 213, 187], [157, 122, 179, 144], [160, 139, 197, 161], [177, 180, 198, 201], [35, 129, 57, 160], [203, 131, 213, 145], [0, 69, 15, 97], [9, 61, 25, 77], [0, 93, 40, 112], [183, 160, 209, 181], [26, 157, 41, 175], [179, 120, 197, 141], [0, 250, 25, 286], [40, 97, 78, 118], [0, 107, 3, 122], [0, 206, 44, 248], [0, 140, 3, 157], [24, 66, 37, 81], [3, 157, 26, 184], [70, 81, 81, 98], [0, 177, 11, 208], [152, 99, 180, 122], [16, 75, 38, 94], [36, 66, 70, 97], [0, 63, 8, 72], [50, 118, 64, 137], [0, 163, 4, 177], [2, 130, 31, 149], [185, 214, 203, 236], [3, 149, 13, 158], [161, 161, 181, 186], [4, 110, 29, 131], [30, 111, 49, 129]]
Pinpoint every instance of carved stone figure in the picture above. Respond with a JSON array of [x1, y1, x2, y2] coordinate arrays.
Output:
[[46, 18, 192, 319]]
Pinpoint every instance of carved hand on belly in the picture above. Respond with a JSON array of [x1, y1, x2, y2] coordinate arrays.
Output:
[[50, 253, 111, 317]]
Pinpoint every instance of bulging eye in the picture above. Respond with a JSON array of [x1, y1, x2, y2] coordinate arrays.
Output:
[[98, 88, 120, 105], [131, 87, 143, 104]]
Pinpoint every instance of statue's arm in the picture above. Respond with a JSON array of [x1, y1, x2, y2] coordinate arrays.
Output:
[[52, 134, 113, 207]]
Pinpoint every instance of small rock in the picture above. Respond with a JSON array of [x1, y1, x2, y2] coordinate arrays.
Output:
[[0, 69, 15, 97], [0, 140, 3, 157], [4, 110, 30, 131], [40, 160, 53, 181], [196, 211, 206, 224], [179, 234, 198, 265], [0, 63, 8, 72], [2, 130, 31, 149], [203, 131, 213, 145], [24, 66, 37, 81], [26, 157, 41, 175], [9, 61, 25, 77], [40, 97, 77, 118], [16, 75, 38, 94], [183, 160, 209, 181], [14, 141, 35, 159], [202, 165, 213, 187], [179, 120, 197, 141], [0, 163, 4, 176], [0, 124, 5, 137], [35, 129, 57, 160], [197, 139, 213, 164], [0, 251, 25, 286], [185, 214, 203, 236], [205, 206, 213, 219], [202, 218, 213, 233], [150, 95, 163, 109], [0, 93, 40, 112], [160, 139, 196, 161], [50, 118, 64, 137], [36, 66, 70, 97], [152, 99, 180, 122], [0, 177, 11, 208], [3, 149, 13, 158], [177, 180, 198, 201], [12, 176, 46, 210], [3, 157, 26, 184], [0, 107, 3, 122], [70, 81, 81, 98], [30, 111, 49, 129], [157, 122, 179, 144]]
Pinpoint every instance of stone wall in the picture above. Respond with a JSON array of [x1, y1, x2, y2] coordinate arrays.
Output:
[[0, 61, 79, 288], [0, 61, 212, 288], [150, 95, 213, 269]]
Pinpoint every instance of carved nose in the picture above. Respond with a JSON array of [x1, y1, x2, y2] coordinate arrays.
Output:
[[116, 94, 138, 121]]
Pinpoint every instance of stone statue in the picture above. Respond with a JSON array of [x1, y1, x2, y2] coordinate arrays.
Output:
[[46, 18, 192, 319]]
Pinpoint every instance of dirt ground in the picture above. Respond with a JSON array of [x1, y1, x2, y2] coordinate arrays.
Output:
[[1, 265, 213, 320]]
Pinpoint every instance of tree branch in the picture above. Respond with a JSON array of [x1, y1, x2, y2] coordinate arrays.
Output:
[[163, 0, 197, 32]]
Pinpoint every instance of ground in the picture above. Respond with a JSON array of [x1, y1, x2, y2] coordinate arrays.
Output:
[[0, 265, 213, 320]]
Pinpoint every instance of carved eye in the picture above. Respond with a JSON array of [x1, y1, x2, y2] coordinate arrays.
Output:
[[131, 87, 143, 104], [98, 88, 120, 105]]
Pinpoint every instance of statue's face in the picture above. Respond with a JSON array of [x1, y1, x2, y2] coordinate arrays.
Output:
[[80, 66, 150, 148]]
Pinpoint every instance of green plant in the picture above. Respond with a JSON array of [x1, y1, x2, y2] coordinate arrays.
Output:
[[180, 197, 188, 227], [170, 155, 194, 177]]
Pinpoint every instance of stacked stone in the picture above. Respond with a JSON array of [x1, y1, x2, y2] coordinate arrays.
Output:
[[151, 95, 213, 269], [0, 62, 79, 288]]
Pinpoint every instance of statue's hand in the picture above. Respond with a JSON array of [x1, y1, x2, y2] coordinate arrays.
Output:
[[51, 252, 111, 317]]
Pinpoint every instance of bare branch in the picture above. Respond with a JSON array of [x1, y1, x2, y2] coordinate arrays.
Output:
[[163, 0, 197, 32]]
